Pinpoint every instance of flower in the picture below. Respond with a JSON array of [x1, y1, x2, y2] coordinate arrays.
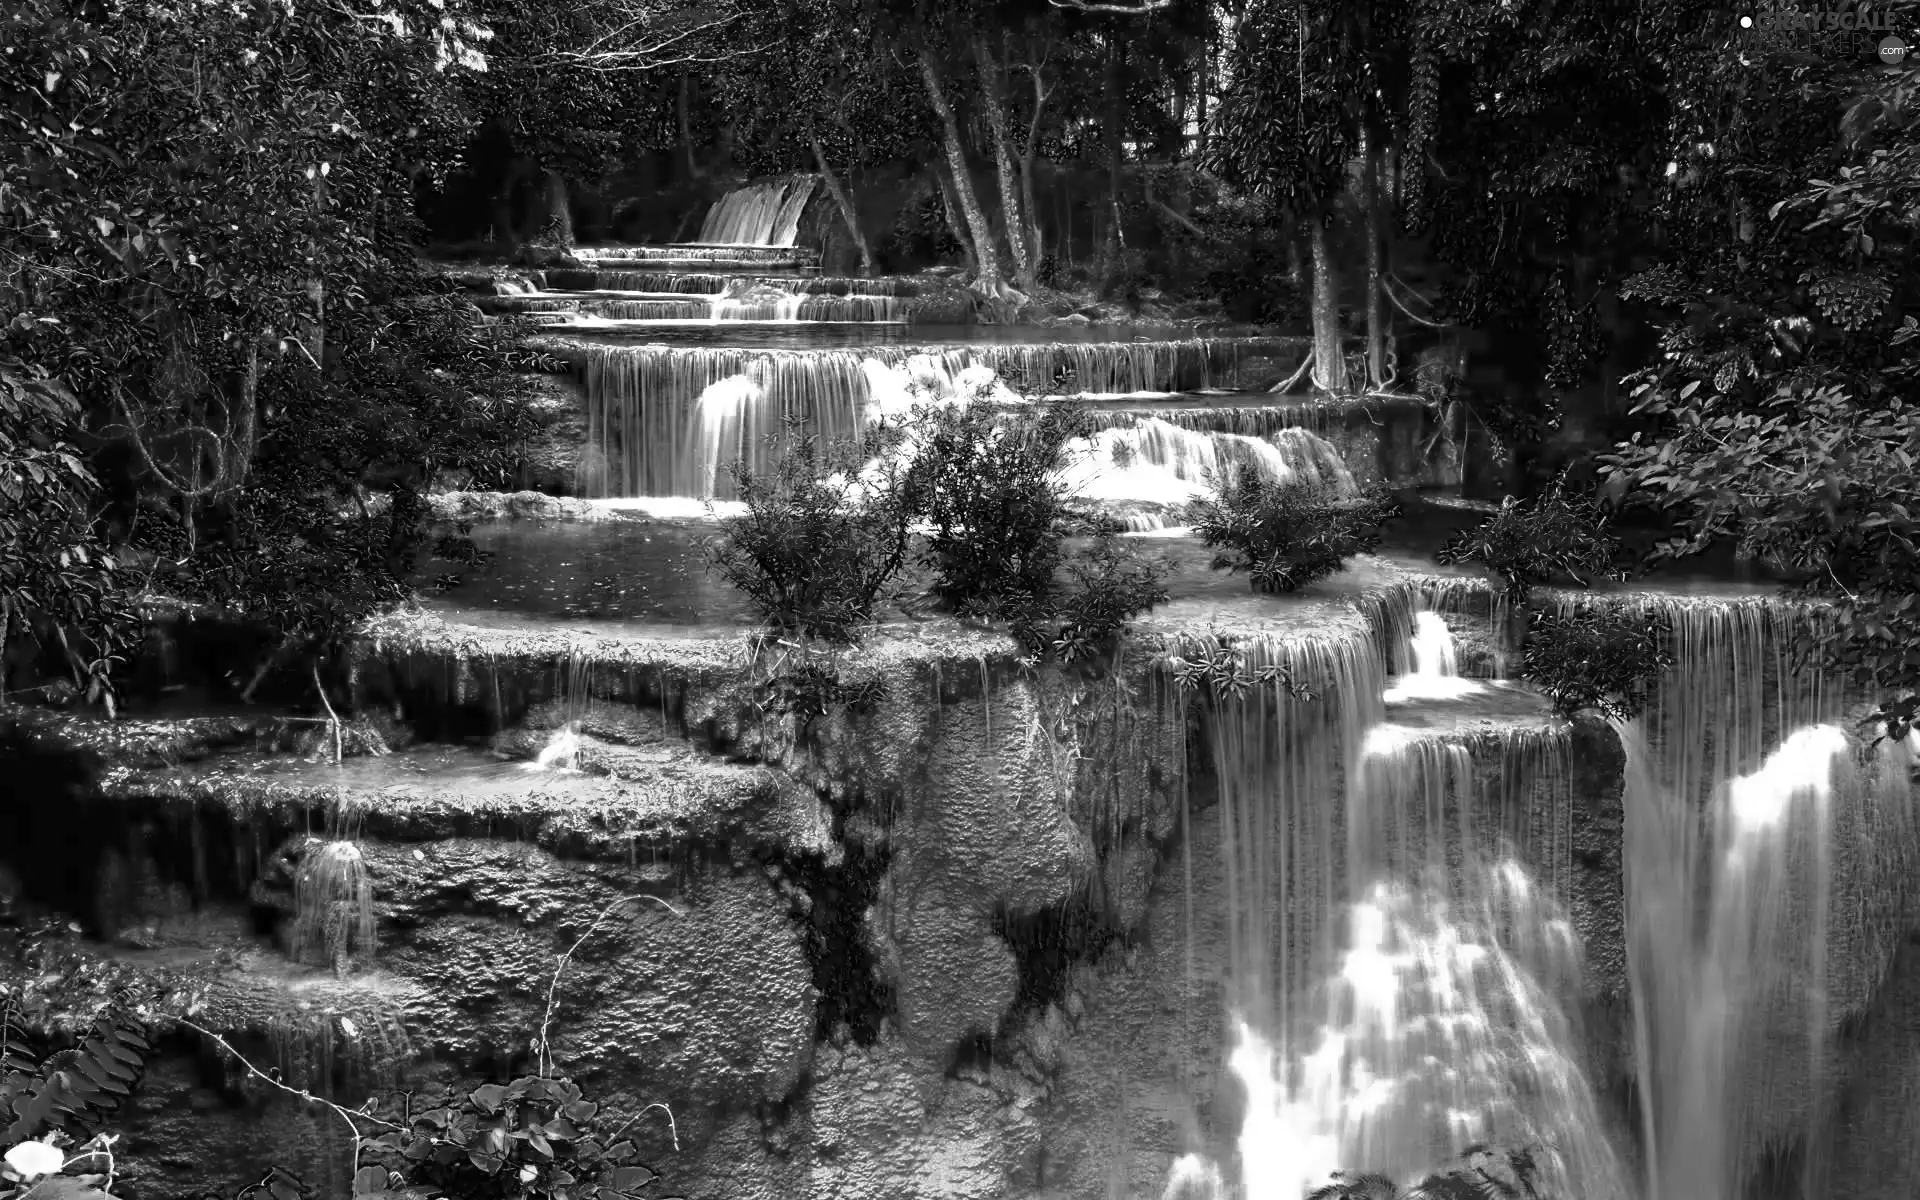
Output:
[[4, 1140, 65, 1181], [518, 1163, 539, 1184]]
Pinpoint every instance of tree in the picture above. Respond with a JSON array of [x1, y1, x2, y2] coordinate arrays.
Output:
[[1208, 0, 1386, 394], [0, 0, 529, 702], [1599, 32, 1920, 739], [457, 0, 754, 249]]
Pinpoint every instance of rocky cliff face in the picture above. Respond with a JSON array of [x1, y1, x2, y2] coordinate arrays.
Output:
[[12, 574, 1920, 1200]]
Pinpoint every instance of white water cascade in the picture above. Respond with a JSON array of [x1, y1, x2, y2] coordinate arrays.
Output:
[[1382, 611, 1483, 704], [1174, 617, 1632, 1200]]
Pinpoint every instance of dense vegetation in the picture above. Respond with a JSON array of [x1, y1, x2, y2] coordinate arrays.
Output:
[[1, 0, 1917, 1191], [709, 399, 1168, 662], [1189, 471, 1401, 593]]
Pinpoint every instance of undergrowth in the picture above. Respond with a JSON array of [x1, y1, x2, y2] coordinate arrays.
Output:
[[709, 399, 1168, 663], [0, 894, 684, 1200], [1522, 605, 1676, 722], [704, 419, 913, 644], [1187, 469, 1402, 594], [1436, 475, 1623, 601]]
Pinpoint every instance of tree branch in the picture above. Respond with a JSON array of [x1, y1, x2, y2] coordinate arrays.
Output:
[[1049, 0, 1176, 11]]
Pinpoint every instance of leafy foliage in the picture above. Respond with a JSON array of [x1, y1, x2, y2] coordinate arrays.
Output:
[[705, 419, 914, 644], [0, 359, 139, 707], [1188, 471, 1401, 594], [0, 1000, 148, 1145], [351, 1075, 683, 1200], [1521, 605, 1675, 722], [1436, 477, 1622, 602], [1, 0, 528, 701], [711, 400, 1168, 661], [904, 399, 1168, 657], [1168, 637, 1314, 704], [0, 992, 150, 1200], [1598, 46, 1920, 739], [1307, 1145, 1545, 1200]]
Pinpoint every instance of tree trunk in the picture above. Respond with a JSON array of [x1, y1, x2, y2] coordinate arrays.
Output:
[[222, 344, 259, 493], [1103, 38, 1126, 258], [1362, 128, 1388, 389], [1309, 215, 1348, 394], [537, 170, 575, 247], [679, 73, 706, 182], [303, 174, 326, 368], [1195, 36, 1210, 159], [810, 129, 873, 276], [934, 161, 978, 274], [1019, 63, 1049, 273], [974, 36, 1031, 286], [918, 51, 1003, 292]]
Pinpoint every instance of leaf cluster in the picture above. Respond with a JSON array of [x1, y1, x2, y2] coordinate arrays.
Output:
[[347, 1075, 682, 1200], [0, 999, 148, 1146], [1168, 637, 1314, 705], [1187, 470, 1401, 594], [1435, 476, 1622, 603], [1598, 52, 1920, 737], [708, 400, 1169, 662], [1521, 605, 1675, 722], [1309, 1143, 1545, 1200], [0, 358, 139, 706]]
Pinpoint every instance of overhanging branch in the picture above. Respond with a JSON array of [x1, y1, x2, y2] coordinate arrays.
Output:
[[1048, 0, 1177, 12]]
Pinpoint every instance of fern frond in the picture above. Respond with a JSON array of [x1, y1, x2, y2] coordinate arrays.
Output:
[[3, 1006, 150, 1141]]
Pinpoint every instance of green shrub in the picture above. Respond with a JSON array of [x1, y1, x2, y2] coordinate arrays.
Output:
[[1187, 470, 1401, 593], [1522, 605, 1675, 722], [1309, 1145, 1546, 1200], [903, 399, 1167, 658], [0, 359, 139, 710], [706, 419, 913, 643], [1043, 532, 1171, 665], [1169, 636, 1315, 703], [1435, 475, 1622, 601], [905, 399, 1091, 618], [349, 1074, 678, 1200], [710, 400, 1168, 660]]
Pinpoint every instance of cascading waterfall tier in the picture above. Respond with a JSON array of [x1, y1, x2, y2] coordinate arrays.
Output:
[[568, 244, 814, 267], [697, 175, 820, 247], [577, 294, 902, 324], [1056, 418, 1359, 519], [576, 337, 1296, 499], [1175, 596, 1628, 1199], [1601, 593, 1920, 1200], [542, 271, 925, 297], [1087, 395, 1428, 440]]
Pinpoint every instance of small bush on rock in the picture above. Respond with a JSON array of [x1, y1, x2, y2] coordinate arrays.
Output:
[[904, 400, 1093, 617], [902, 399, 1167, 659], [706, 419, 913, 643], [711, 401, 1168, 660], [1044, 532, 1171, 664], [1522, 605, 1676, 721], [349, 1074, 679, 1200], [1188, 470, 1401, 593], [1309, 1144, 1547, 1200], [1436, 475, 1623, 601]]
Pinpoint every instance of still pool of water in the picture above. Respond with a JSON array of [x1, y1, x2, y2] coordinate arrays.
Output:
[[419, 519, 755, 626]]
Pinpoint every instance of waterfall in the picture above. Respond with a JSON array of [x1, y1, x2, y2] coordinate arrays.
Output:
[[1383, 611, 1482, 703], [543, 271, 925, 296], [578, 338, 1289, 500], [577, 291, 903, 324], [1178, 598, 1630, 1198], [1612, 595, 1920, 1200], [1055, 420, 1357, 518], [697, 175, 820, 246]]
